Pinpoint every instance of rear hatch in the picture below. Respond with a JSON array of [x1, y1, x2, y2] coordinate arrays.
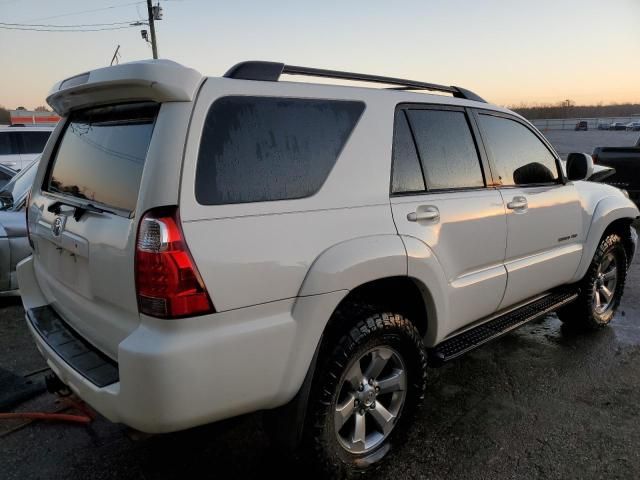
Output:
[[29, 102, 159, 360]]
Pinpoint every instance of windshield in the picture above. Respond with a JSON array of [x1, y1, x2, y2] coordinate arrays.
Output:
[[0, 157, 38, 211]]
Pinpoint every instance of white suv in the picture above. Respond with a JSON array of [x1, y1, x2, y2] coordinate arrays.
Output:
[[18, 60, 638, 476], [0, 125, 53, 171]]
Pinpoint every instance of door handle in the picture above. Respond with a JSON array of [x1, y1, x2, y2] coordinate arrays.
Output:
[[407, 206, 440, 222], [507, 196, 528, 211]]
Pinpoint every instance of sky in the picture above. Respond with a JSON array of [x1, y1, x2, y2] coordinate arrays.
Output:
[[1, 0, 639, 109]]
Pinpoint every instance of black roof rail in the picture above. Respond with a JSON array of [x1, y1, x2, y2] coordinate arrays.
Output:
[[223, 61, 486, 103]]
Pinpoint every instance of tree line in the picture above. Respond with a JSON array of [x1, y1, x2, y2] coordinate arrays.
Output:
[[510, 101, 640, 120]]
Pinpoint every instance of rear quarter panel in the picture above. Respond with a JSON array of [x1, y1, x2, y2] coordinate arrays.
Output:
[[179, 78, 399, 311]]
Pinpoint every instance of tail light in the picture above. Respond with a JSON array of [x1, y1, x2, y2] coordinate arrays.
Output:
[[592, 154, 598, 164], [135, 207, 214, 319], [25, 190, 34, 249]]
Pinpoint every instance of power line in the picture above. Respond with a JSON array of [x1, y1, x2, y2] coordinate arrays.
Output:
[[0, 20, 139, 28], [0, 25, 139, 32], [22, 1, 145, 23]]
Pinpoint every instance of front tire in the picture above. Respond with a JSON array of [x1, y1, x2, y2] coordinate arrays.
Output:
[[557, 233, 628, 328], [305, 311, 427, 477]]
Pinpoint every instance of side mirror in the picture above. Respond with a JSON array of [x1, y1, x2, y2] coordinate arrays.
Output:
[[566, 152, 594, 181]]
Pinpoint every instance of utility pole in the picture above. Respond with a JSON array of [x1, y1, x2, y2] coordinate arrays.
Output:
[[110, 45, 121, 66], [146, 0, 158, 59]]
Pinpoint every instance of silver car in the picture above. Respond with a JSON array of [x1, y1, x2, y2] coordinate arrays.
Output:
[[0, 159, 37, 295]]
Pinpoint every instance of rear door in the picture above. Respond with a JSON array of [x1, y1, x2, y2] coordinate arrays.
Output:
[[390, 105, 507, 337], [474, 110, 583, 308], [28, 103, 159, 359]]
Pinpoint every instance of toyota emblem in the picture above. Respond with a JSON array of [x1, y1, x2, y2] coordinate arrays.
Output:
[[52, 215, 65, 237]]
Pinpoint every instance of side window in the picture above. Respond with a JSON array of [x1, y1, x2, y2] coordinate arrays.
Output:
[[18, 131, 51, 154], [478, 114, 559, 186], [406, 109, 484, 190], [196, 96, 365, 205], [391, 111, 425, 193], [0, 133, 13, 155]]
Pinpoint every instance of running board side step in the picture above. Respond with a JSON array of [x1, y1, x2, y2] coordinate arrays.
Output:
[[428, 290, 579, 366]]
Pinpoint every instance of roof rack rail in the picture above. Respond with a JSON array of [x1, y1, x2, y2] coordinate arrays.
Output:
[[223, 61, 486, 103]]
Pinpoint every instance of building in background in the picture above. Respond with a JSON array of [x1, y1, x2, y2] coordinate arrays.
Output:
[[9, 109, 59, 126]]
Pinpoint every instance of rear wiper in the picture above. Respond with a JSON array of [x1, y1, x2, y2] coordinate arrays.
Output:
[[47, 200, 115, 221]]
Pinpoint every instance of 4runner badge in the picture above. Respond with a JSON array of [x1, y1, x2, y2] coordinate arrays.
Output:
[[52, 215, 66, 238]]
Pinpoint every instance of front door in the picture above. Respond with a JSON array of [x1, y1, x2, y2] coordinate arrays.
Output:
[[474, 111, 584, 308]]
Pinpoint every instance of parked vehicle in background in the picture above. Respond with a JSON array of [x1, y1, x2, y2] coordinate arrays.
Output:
[[593, 139, 640, 206], [0, 158, 39, 211], [19, 60, 639, 476], [597, 122, 611, 130], [0, 126, 53, 171], [610, 122, 627, 131], [625, 122, 640, 131], [0, 159, 40, 295], [0, 164, 16, 190], [574, 121, 588, 131]]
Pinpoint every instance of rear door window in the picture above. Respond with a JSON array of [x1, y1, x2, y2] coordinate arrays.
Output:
[[405, 109, 484, 190], [195, 96, 365, 205], [45, 102, 159, 215], [391, 111, 425, 193], [18, 131, 51, 154]]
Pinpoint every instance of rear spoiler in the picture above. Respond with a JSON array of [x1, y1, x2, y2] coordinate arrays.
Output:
[[47, 60, 204, 116]]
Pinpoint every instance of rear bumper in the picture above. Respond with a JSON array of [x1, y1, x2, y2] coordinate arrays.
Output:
[[18, 255, 346, 433]]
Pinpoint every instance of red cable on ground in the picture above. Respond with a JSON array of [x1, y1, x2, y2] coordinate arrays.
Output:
[[0, 412, 91, 424]]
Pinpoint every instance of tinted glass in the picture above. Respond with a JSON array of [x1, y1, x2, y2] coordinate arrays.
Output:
[[196, 96, 364, 205], [46, 102, 158, 214], [391, 111, 425, 193], [479, 114, 559, 186], [19, 131, 51, 154], [406, 109, 483, 190], [0, 133, 13, 155]]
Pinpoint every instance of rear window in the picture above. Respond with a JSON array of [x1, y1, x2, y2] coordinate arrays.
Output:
[[18, 131, 51, 154], [195, 96, 365, 205], [45, 102, 159, 214], [0, 133, 14, 155]]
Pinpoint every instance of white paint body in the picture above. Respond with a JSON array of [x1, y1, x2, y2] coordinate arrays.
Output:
[[18, 60, 639, 433]]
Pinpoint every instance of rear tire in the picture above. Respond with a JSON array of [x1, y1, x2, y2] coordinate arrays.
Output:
[[304, 310, 427, 478], [557, 233, 627, 329]]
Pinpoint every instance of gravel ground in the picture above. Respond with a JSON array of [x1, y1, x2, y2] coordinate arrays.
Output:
[[0, 131, 638, 479]]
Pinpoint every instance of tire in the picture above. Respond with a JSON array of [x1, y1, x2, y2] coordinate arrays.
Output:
[[557, 232, 628, 329], [304, 309, 427, 478]]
